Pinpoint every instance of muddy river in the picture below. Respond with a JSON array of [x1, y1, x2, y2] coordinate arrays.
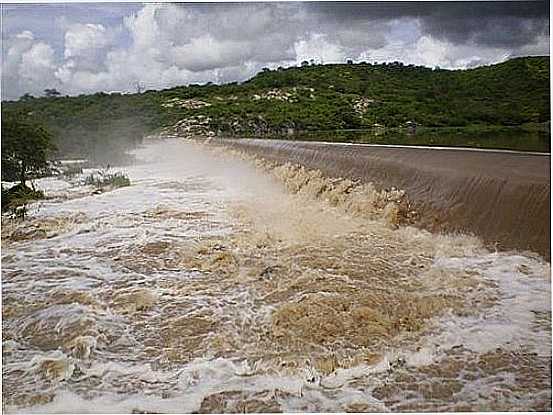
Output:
[[2, 137, 551, 412]]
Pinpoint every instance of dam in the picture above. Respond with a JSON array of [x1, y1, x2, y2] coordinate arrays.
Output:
[[1, 137, 551, 413], [216, 138, 551, 260]]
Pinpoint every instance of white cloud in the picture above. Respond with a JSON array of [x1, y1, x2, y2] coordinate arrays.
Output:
[[2, 31, 61, 98], [171, 36, 255, 72], [16, 30, 34, 41], [50, 3, 302, 94], [19, 42, 58, 91], [366, 34, 514, 70], [295, 34, 346, 64], [4, 30, 35, 78], [64, 23, 111, 59], [1, 3, 549, 99]]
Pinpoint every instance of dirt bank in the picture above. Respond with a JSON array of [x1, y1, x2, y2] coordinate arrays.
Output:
[[212, 139, 550, 260]]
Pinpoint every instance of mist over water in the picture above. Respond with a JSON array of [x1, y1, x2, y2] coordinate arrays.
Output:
[[2, 137, 551, 412]]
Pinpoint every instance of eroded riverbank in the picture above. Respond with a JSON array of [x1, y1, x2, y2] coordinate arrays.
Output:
[[2, 137, 551, 412]]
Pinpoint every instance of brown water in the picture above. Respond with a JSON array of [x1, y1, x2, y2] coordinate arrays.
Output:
[[218, 138, 551, 259], [2, 137, 551, 413]]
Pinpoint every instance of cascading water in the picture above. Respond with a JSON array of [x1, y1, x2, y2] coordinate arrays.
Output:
[[2, 137, 550, 413]]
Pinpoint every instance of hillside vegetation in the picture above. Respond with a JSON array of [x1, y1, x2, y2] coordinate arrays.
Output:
[[1, 56, 550, 160]]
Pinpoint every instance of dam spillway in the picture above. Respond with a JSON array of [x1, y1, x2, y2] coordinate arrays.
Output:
[[215, 138, 551, 260]]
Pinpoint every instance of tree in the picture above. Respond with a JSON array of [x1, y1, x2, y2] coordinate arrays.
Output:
[[43, 88, 61, 98], [19, 93, 35, 101], [1, 114, 56, 185]]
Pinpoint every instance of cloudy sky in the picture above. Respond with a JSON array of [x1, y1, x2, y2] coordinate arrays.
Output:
[[1, 1, 549, 99]]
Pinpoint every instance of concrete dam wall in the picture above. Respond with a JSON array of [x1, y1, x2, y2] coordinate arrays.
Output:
[[215, 138, 551, 260]]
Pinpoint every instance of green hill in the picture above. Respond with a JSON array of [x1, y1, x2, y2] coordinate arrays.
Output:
[[1, 56, 550, 160]]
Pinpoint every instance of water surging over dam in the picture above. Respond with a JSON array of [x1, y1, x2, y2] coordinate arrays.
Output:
[[1, 138, 551, 413], [215, 138, 551, 260]]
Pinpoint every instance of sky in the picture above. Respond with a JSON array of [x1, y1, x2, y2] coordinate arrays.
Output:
[[1, 1, 550, 99]]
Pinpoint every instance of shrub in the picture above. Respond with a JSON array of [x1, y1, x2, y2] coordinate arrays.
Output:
[[1, 183, 44, 219], [61, 165, 84, 178], [84, 169, 131, 189]]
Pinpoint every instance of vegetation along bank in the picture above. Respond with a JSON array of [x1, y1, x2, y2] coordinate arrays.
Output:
[[1, 56, 550, 164]]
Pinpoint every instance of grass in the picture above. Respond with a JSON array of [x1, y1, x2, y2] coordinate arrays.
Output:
[[84, 169, 131, 189], [272, 124, 551, 153], [1, 183, 45, 219]]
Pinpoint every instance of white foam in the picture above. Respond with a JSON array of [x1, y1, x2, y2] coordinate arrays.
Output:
[[3, 138, 550, 413], [413, 252, 551, 360]]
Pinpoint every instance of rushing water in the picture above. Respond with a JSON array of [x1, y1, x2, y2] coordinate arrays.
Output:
[[2, 137, 551, 413]]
